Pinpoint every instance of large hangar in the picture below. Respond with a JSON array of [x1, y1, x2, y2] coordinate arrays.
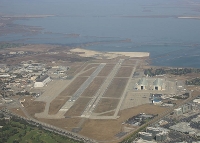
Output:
[[135, 78, 166, 91]]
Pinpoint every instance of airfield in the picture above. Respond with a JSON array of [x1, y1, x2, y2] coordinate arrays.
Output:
[[13, 48, 185, 142]]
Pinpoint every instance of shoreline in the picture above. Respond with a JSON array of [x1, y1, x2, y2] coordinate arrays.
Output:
[[70, 48, 150, 59]]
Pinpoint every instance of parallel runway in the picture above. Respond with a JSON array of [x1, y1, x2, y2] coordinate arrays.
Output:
[[81, 59, 124, 118], [59, 63, 106, 112]]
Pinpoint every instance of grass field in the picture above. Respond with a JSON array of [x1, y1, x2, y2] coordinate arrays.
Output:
[[49, 97, 70, 115], [97, 64, 115, 77], [59, 77, 88, 97], [64, 97, 91, 117], [80, 104, 167, 141], [122, 59, 136, 65], [94, 98, 120, 114], [81, 77, 105, 97], [24, 101, 46, 117], [104, 78, 128, 98], [0, 118, 81, 143], [115, 66, 133, 77]]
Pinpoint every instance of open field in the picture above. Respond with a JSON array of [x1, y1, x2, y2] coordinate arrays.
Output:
[[65, 97, 91, 117], [115, 66, 133, 77], [83, 63, 99, 71], [38, 118, 82, 130], [121, 92, 150, 110], [25, 101, 46, 117], [104, 78, 128, 98], [97, 64, 115, 77], [81, 77, 105, 97], [79, 68, 97, 76], [93, 98, 120, 114], [122, 59, 137, 65], [80, 104, 167, 141], [49, 97, 70, 115], [59, 77, 88, 97], [9, 108, 27, 118]]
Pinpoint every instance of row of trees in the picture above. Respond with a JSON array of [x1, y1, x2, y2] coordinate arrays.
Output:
[[186, 78, 200, 85], [144, 68, 200, 76]]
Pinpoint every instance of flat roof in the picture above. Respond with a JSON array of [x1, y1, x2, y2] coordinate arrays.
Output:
[[36, 75, 49, 82]]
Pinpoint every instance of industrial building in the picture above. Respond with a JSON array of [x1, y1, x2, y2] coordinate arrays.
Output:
[[135, 78, 166, 91], [139, 127, 168, 142], [137, 78, 148, 90], [174, 103, 196, 116], [34, 74, 51, 88], [153, 78, 165, 90], [139, 132, 153, 141]]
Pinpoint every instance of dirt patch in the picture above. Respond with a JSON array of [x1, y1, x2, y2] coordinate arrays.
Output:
[[9, 108, 27, 118], [79, 68, 96, 76], [38, 117, 82, 130], [115, 66, 133, 77], [81, 77, 105, 97], [80, 104, 167, 141], [97, 64, 115, 77], [25, 101, 46, 117], [104, 78, 128, 98], [122, 59, 137, 65], [65, 97, 91, 117], [49, 97, 70, 115], [94, 98, 119, 113]]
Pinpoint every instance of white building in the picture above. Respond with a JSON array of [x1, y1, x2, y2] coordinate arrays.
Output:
[[34, 75, 51, 88]]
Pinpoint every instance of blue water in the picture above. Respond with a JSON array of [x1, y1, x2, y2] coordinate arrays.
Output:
[[1, 0, 200, 67]]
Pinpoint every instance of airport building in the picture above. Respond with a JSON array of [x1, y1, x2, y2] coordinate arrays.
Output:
[[34, 74, 51, 87], [137, 78, 148, 90], [153, 78, 165, 91], [135, 78, 166, 91]]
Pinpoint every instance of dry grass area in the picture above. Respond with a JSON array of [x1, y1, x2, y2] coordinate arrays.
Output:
[[59, 77, 87, 97], [122, 59, 137, 65], [64, 97, 91, 117], [79, 68, 96, 76], [97, 64, 115, 77], [81, 77, 105, 97], [80, 104, 167, 142], [24, 101, 46, 117], [104, 78, 128, 98], [94, 98, 119, 114], [9, 108, 27, 118], [48, 77, 87, 114], [83, 63, 99, 71], [115, 66, 133, 77], [49, 97, 70, 115], [38, 117, 82, 130]]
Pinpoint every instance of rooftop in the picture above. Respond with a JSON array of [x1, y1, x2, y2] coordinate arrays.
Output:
[[36, 74, 49, 82]]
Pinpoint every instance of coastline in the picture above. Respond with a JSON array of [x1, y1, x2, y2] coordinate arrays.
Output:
[[70, 48, 150, 59]]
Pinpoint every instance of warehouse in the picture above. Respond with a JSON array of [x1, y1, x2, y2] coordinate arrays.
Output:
[[34, 74, 51, 88], [137, 78, 148, 90]]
